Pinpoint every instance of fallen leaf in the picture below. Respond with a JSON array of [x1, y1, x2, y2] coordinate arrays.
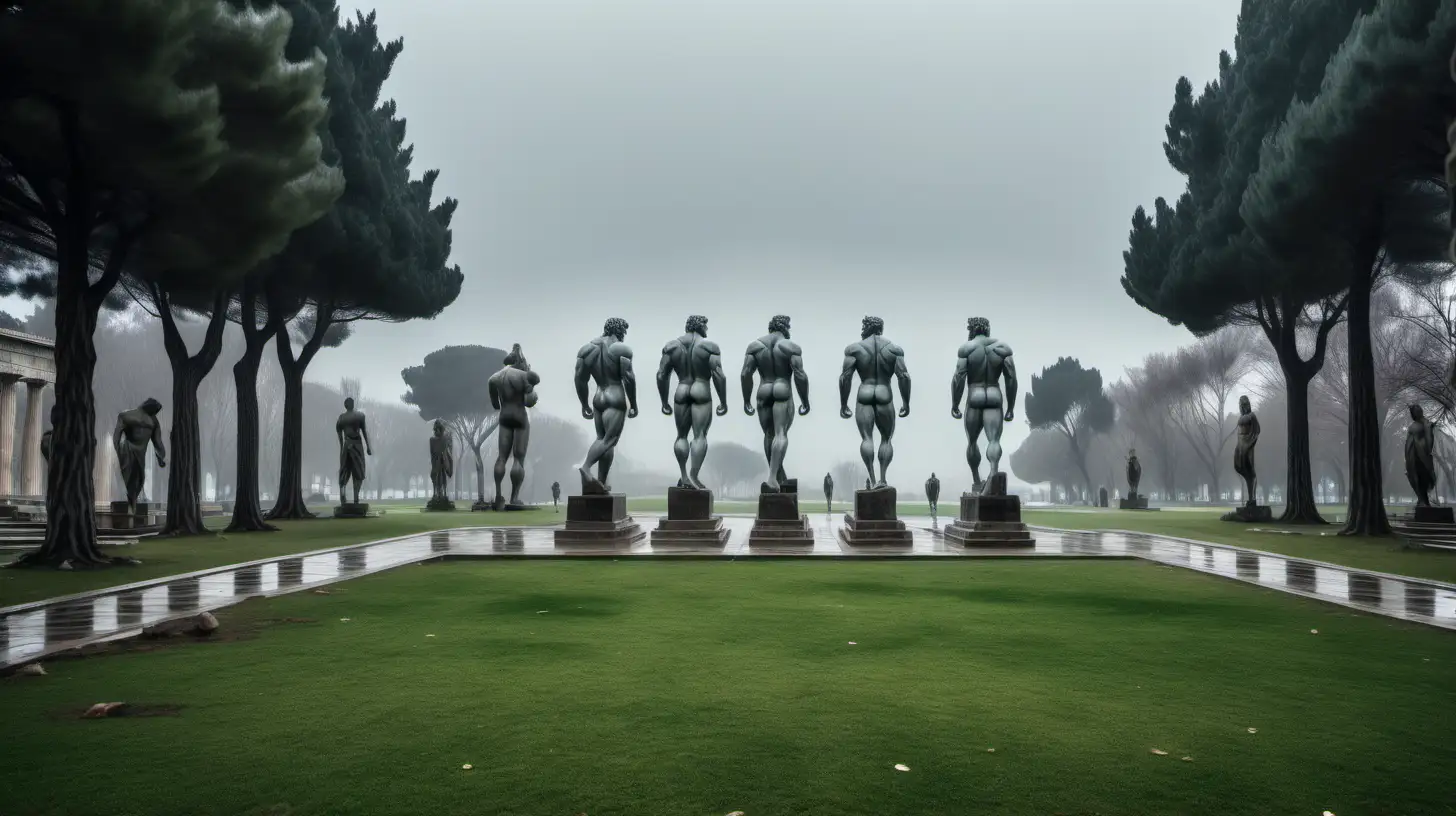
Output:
[[1150, 749, 1168, 756], [1247, 728, 1258, 734], [340, 618, 351, 622], [986, 748, 996, 753], [1180, 756, 1193, 762], [848, 641, 857, 645], [426, 634, 436, 638], [893, 763, 910, 772], [537, 610, 549, 614], [17, 663, 45, 676], [1310, 629, 1319, 634], [726, 812, 745, 816], [1322, 811, 1335, 816], [312, 589, 331, 595], [461, 764, 473, 770]]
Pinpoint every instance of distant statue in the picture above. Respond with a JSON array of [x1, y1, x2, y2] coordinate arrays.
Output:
[[428, 420, 453, 503], [1126, 449, 1142, 496], [951, 317, 1018, 493], [336, 397, 372, 506], [657, 315, 728, 489], [39, 405, 57, 464], [574, 318, 638, 494], [551, 481, 561, 511], [489, 343, 540, 507], [1233, 395, 1260, 506], [839, 316, 911, 488], [114, 398, 166, 515], [742, 315, 810, 492], [823, 472, 833, 512], [925, 472, 941, 515], [1405, 404, 1438, 507]]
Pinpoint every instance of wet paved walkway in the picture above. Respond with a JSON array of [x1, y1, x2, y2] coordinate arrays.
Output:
[[4, 514, 1454, 668]]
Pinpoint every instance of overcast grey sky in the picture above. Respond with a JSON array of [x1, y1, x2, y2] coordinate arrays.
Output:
[[20, 0, 1244, 496]]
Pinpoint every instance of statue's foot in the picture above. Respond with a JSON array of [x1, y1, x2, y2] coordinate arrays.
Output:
[[761, 480, 779, 494], [579, 467, 607, 495], [676, 478, 694, 489], [875, 479, 888, 489]]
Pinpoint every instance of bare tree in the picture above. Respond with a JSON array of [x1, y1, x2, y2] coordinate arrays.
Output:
[[1165, 330, 1251, 501]]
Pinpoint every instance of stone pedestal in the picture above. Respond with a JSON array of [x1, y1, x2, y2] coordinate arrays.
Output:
[[839, 486, 911, 547], [1221, 504, 1272, 522], [943, 491, 1034, 547], [424, 496, 456, 512], [1118, 492, 1156, 511], [748, 482, 811, 547], [555, 493, 645, 547], [651, 487, 729, 547], [1413, 505, 1455, 524], [471, 499, 492, 512], [97, 501, 162, 533], [334, 502, 371, 519]]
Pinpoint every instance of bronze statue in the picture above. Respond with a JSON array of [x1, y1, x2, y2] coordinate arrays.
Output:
[[574, 318, 638, 494], [1233, 395, 1260, 506], [951, 317, 1018, 493], [742, 315, 810, 492], [114, 398, 166, 515], [925, 472, 940, 516], [657, 315, 728, 489], [823, 472, 833, 512], [551, 480, 561, 511], [428, 420, 453, 504], [336, 397, 372, 506], [1405, 404, 1438, 507], [489, 343, 540, 507], [839, 316, 911, 487], [1126, 448, 1142, 496]]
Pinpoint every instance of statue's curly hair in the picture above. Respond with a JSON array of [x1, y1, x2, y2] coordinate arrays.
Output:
[[603, 317, 629, 339], [433, 419, 446, 434], [768, 314, 791, 334], [685, 315, 708, 335], [862, 315, 884, 336], [967, 317, 990, 337], [504, 342, 528, 369], [141, 397, 163, 414]]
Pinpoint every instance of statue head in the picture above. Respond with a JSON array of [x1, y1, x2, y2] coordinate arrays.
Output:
[[1239, 395, 1251, 414], [685, 315, 709, 337], [433, 419, 446, 437], [861, 315, 884, 338], [930, 472, 937, 479], [768, 314, 791, 338], [603, 317, 629, 341], [141, 398, 162, 416], [504, 343, 529, 370], [344, 397, 355, 411], [1411, 403, 1426, 421], [1128, 448, 1137, 459], [968, 317, 990, 338]]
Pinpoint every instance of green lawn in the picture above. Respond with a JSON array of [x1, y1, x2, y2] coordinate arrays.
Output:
[[1025, 508, 1456, 584], [2, 560, 1452, 816], [0, 508, 561, 608]]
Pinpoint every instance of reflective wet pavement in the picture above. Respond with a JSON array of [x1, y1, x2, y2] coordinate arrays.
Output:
[[4, 514, 1454, 668]]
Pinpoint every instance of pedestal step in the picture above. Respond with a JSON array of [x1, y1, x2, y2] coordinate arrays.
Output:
[[334, 503, 372, 519], [1413, 505, 1455, 524], [945, 490, 1035, 547], [747, 516, 813, 546], [555, 493, 645, 547], [651, 517, 730, 547], [838, 514, 912, 546], [1221, 505, 1272, 522]]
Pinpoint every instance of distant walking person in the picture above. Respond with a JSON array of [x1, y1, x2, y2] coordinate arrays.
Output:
[[823, 472, 834, 513], [551, 481, 561, 511], [925, 472, 941, 518]]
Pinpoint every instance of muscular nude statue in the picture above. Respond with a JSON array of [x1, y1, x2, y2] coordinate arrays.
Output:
[[742, 315, 810, 492], [114, 398, 166, 515], [1406, 403, 1438, 507], [950, 317, 1018, 493], [839, 316, 911, 487], [336, 397, 372, 505], [429, 420, 453, 502], [657, 315, 728, 489], [575, 318, 638, 494], [489, 343, 540, 507], [1233, 395, 1261, 506]]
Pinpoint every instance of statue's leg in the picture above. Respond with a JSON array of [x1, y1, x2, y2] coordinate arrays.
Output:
[[579, 408, 609, 487], [688, 399, 712, 489], [874, 402, 895, 487], [855, 401, 876, 485], [983, 407, 1005, 478], [494, 426, 513, 502], [509, 425, 529, 505], [672, 401, 691, 486], [769, 399, 793, 490], [963, 411, 985, 487], [597, 406, 626, 488], [757, 404, 778, 490]]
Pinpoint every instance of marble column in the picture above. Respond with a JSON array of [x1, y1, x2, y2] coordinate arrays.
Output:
[[93, 432, 115, 503], [0, 376, 18, 496], [19, 379, 45, 496]]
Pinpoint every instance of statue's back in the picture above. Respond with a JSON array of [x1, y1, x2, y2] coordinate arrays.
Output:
[[760, 334, 796, 381], [962, 337, 1008, 386]]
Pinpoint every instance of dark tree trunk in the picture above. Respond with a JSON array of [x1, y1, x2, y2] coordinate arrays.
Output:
[[472, 443, 486, 502], [14, 175, 132, 568], [1341, 261, 1391, 536], [226, 279, 283, 533], [267, 303, 333, 520], [158, 291, 227, 536]]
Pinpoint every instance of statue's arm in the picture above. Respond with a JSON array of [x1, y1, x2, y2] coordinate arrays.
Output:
[[740, 345, 759, 411], [951, 351, 967, 414], [791, 345, 810, 410], [894, 346, 911, 409], [620, 348, 638, 413], [113, 414, 125, 456], [488, 375, 502, 411], [709, 346, 728, 408], [573, 348, 590, 411], [838, 347, 856, 412], [1002, 353, 1018, 418], [525, 371, 540, 408], [1250, 414, 1261, 444], [151, 416, 167, 461], [656, 346, 672, 411]]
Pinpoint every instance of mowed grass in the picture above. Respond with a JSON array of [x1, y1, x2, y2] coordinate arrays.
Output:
[[0, 508, 562, 607], [1026, 508, 1456, 584], [3, 560, 1454, 816]]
